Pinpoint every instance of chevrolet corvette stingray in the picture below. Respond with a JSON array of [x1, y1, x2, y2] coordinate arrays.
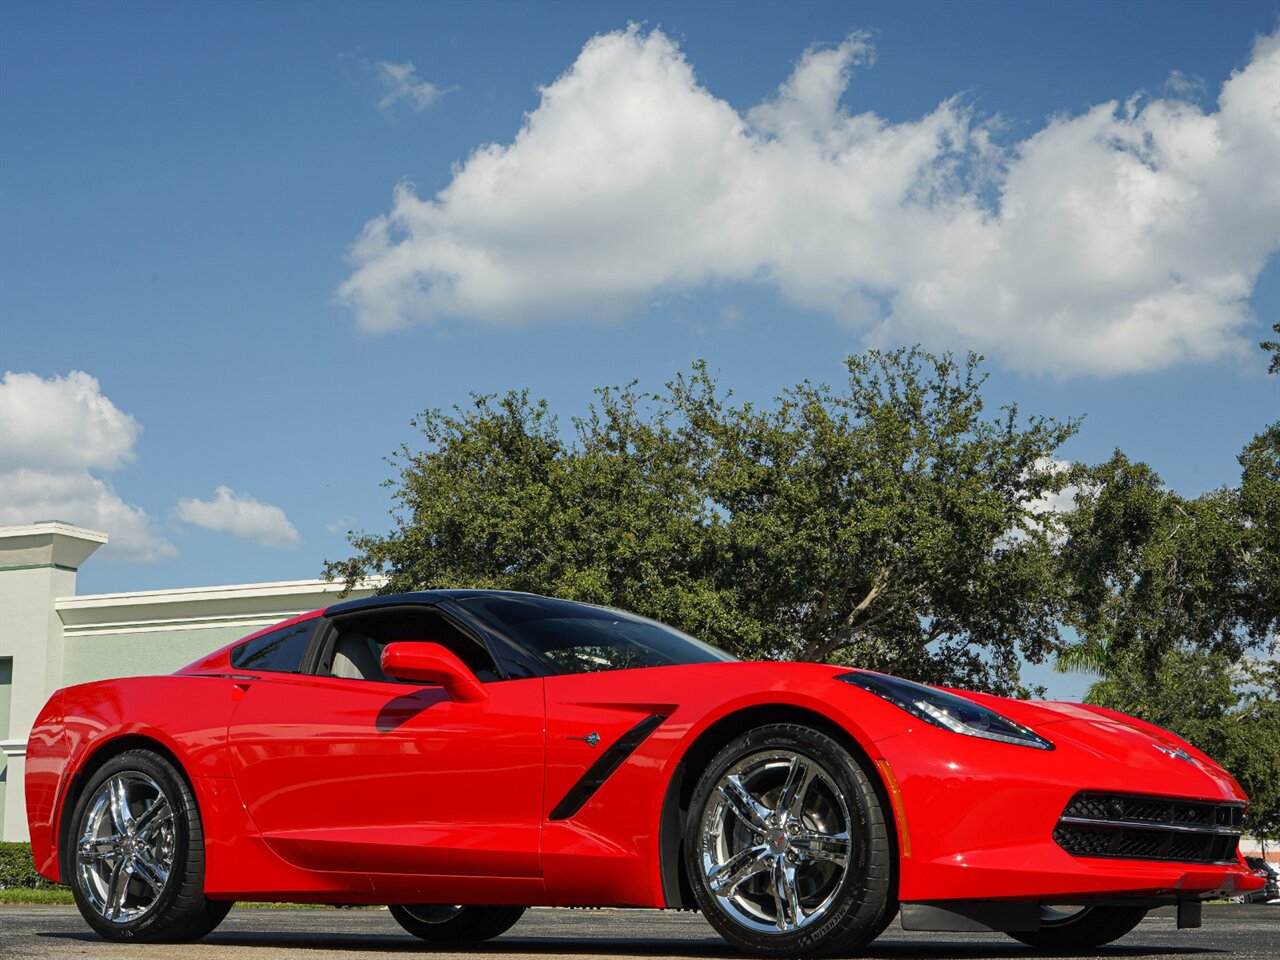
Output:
[[25, 590, 1261, 955]]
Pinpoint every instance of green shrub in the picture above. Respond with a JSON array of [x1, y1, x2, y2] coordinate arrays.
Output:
[[0, 842, 59, 889]]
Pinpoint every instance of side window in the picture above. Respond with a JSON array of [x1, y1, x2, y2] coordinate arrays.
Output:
[[326, 609, 501, 683], [231, 620, 317, 674]]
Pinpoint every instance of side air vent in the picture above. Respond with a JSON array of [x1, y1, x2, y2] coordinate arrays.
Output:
[[549, 715, 668, 821], [1054, 791, 1244, 865]]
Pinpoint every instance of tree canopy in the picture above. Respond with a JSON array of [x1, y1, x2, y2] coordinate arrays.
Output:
[[1053, 446, 1276, 676], [326, 349, 1078, 695], [1051, 335, 1280, 840], [1261, 321, 1280, 375], [1052, 437, 1279, 841]]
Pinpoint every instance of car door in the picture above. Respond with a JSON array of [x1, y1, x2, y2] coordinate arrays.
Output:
[[225, 603, 544, 878]]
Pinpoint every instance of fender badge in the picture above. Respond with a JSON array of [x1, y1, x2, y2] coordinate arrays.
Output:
[[568, 732, 601, 748], [1153, 743, 1194, 764]]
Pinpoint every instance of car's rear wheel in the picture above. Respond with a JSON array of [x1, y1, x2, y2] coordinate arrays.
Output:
[[685, 723, 893, 957], [388, 904, 526, 942], [67, 749, 231, 942], [1007, 905, 1148, 948]]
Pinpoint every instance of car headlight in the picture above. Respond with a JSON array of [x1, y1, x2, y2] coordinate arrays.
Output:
[[836, 671, 1054, 750]]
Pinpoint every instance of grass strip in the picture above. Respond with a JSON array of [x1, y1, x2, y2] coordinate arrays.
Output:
[[0, 888, 75, 904], [0, 888, 382, 909]]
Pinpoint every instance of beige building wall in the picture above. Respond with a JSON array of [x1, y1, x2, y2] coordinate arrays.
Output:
[[0, 523, 106, 842], [55, 579, 382, 688]]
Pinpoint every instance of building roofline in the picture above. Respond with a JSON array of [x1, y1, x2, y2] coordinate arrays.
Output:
[[57, 576, 388, 611], [0, 521, 109, 543]]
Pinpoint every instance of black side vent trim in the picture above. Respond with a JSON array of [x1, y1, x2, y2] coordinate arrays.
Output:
[[549, 714, 668, 821]]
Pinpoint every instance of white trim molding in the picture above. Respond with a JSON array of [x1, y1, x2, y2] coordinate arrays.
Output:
[[56, 577, 388, 638], [0, 522, 108, 544], [0, 739, 28, 759]]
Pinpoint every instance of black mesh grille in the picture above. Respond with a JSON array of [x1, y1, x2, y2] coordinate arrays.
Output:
[[1055, 791, 1243, 865], [1062, 792, 1244, 830]]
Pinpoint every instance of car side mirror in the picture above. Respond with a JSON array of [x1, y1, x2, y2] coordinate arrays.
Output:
[[380, 642, 488, 703]]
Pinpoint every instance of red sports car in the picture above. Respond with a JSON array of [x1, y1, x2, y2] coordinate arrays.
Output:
[[25, 591, 1261, 955]]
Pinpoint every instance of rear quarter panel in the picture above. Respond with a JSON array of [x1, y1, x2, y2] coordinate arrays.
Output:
[[24, 691, 66, 880], [26, 675, 243, 883]]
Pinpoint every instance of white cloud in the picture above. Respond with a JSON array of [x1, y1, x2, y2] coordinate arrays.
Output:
[[175, 486, 301, 548], [1164, 69, 1206, 98], [1, 468, 175, 562], [719, 304, 743, 326], [0, 371, 174, 561], [337, 26, 1280, 377], [1001, 458, 1086, 548], [376, 60, 444, 113], [1024, 458, 1077, 515], [0, 370, 140, 472], [325, 514, 357, 534]]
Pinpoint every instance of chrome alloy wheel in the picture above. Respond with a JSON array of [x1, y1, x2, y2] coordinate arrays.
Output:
[[699, 749, 854, 934], [75, 772, 176, 923]]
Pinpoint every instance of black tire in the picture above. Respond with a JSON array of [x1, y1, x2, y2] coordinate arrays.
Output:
[[1007, 905, 1148, 949], [389, 904, 526, 942], [684, 723, 893, 957], [65, 748, 230, 943], [864, 901, 900, 944]]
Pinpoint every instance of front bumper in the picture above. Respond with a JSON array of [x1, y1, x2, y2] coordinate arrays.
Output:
[[873, 717, 1264, 903]]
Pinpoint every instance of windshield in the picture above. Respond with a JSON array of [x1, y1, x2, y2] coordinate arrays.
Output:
[[455, 594, 736, 675]]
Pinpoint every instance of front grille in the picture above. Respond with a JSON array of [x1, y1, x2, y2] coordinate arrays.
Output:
[[1054, 791, 1243, 865], [1063, 793, 1244, 829]]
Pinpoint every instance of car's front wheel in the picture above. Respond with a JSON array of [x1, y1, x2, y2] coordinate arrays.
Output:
[[684, 723, 893, 957], [66, 749, 231, 942], [1007, 905, 1148, 948], [388, 904, 526, 942]]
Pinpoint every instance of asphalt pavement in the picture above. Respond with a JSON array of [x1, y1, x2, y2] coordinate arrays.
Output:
[[0, 903, 1275, 960]]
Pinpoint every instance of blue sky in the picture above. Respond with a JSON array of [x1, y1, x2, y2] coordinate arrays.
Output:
[[2, 1, 1278, 695]]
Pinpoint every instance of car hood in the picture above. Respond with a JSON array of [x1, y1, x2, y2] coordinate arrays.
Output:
[[955, 689, 1245, 801]]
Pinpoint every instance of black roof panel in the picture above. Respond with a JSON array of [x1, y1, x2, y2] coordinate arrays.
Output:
[[324, 589, 547, 616]]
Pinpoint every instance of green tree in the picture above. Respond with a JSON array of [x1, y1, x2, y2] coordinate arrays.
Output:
[[1261, 321, 1280, 375], [1239, 424, 1280, 634], [1054, 453, 1273, 676], [326, 349, 1078, 695], [1054, 330, 1279, 834]]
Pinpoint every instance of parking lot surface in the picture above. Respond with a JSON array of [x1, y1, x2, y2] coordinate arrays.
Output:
[[0, 903, 1275, 960]]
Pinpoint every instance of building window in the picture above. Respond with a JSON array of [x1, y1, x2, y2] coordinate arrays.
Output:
[[0, 657, 11, 828], [0, 657, 10, 740]]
